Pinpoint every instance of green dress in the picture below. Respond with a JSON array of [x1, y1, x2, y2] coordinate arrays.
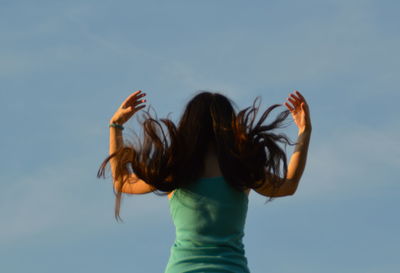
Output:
[[165, 176, 251, 273]]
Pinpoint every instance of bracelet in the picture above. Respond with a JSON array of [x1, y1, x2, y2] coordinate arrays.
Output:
[[109, 123, 124, 130]]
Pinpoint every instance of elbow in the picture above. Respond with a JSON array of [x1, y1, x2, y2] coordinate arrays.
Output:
[[288, 183, 299, 196], [277, 190, 296, 197], [113, 180, 125, 194], [284, 178, 299, 196]]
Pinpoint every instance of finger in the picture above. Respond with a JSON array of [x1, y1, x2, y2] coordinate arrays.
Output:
[[132, 105, 146, 113], [128, 90, 142, 100], [121, 90, 141, 107], [123, 103, 146, 113], [300, 102, 309, 115], [122, 91, 146, 108], [289, 93, 302, 102], [294, 90, 305, 101], [133, 93, 146, 103], [284, 102, 294, 112], [132, 98, 147, 106], [301, 101, 309, 110], [287, 97, 299, 106]]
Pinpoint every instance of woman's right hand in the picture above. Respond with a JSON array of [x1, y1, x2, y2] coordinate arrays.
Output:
[[284, 90, 312, 133], [110, 90, 147, 125]]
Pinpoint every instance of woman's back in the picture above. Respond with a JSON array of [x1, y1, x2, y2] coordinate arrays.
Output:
[[100, 89, 312, 272], [165, 176, 251, 273]]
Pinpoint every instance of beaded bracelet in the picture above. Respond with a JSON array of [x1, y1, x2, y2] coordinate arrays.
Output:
[[109, 123, 124, 130]]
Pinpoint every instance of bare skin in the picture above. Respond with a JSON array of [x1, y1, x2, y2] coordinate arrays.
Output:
[[109, 90, 311, 199]]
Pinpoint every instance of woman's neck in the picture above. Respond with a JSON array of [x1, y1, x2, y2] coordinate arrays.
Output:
[[202, 144, 223, 178]]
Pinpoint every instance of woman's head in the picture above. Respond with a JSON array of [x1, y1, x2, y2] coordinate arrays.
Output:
[[98, 90, 295, 221], [176, 91, 237, 160]]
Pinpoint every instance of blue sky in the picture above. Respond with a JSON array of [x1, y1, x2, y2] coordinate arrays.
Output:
[[1, 0, 399, 272]]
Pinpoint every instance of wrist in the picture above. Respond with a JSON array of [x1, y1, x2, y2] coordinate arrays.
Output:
[[109, 120, 124, 130], [110, 117, 125, 125], [110, 118, 120, 124], [298, 127, 312, 136]]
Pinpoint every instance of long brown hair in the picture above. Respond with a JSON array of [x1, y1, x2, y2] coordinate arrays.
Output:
[[97, 91, 296, 221]]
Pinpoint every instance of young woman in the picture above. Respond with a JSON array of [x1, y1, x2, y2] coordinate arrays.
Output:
[[98, 90, 312, 273]]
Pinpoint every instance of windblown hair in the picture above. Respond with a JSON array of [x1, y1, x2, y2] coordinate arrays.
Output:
[[97, 91, 296, 221]]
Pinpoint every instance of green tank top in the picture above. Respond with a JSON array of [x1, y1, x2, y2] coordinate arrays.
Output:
[[165, 176, 251, 273]]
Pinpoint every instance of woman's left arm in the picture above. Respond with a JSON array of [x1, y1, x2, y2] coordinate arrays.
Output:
[[108, 90, 155, 194], [109, 123, 156, 194]]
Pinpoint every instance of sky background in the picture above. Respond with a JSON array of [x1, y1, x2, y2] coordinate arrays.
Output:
[[1, 0, 399, 272]]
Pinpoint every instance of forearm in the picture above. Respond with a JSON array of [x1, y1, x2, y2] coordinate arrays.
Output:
[[285, 129, 312, 193], [109, 120, 125, 181]]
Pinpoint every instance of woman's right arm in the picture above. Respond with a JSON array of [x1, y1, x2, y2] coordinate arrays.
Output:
[[284, 129, 311, 193], [254, 128, 311, 197], [254, 90, 312, 197]]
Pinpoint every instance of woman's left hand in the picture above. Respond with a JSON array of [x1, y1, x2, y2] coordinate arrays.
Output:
[[110, 90, 147, 125]]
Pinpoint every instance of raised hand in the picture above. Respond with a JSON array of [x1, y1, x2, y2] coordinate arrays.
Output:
[[284, 90, 312, 133], [110, 90, 147, 125]]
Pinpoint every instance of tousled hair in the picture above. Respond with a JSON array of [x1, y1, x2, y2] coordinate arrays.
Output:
[[97, 91, 296, 221]]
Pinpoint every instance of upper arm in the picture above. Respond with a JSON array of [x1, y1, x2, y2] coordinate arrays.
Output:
[[252, 172, 297, 197], [114, 173, 156, 194]]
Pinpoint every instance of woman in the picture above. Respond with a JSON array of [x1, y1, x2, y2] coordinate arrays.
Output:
[[97, 89, 312, 273]]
